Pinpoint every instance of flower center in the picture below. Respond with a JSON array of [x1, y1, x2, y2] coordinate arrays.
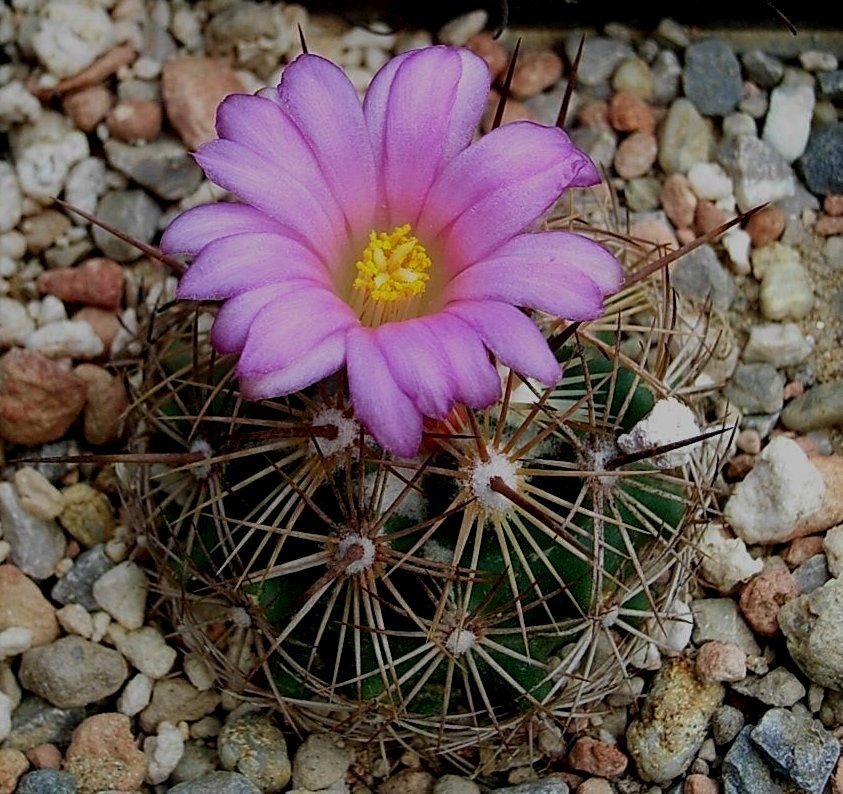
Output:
[[350, 224, 431, 326]]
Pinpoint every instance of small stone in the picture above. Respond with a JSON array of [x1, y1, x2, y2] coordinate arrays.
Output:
[[626, 658, 724, 784], [218, 711, 291, 791], [688, 161, 733, 201], [510, 50, 563, 100], [54, 603, 93, 639], [161, 57, 247, 151], [816, 214, 843, 236], [91, 560, 147, 631], [712, 704, 745, 745], [108, 624, 176, 679], [798, 122, 843, 195], [104, 137, 203, 201], [92, 190, 162, 263], [716, 134, 796, 213], [169, 771, 261, 793], [731, 666, 806, 707], [58, 483, 116, 549], [682, 39, 742, 116], [722, 726, 784, 794], [784, 535, 826, 568], [64, 713, 146, 794], [565, 36, 634, 89], [0, 748, 28, 794], [743, 323, 812, 367], [795, 455, 843, 540], [51, 545, 114, 611], [760, 257, 814, 320], [824, 526, 843, 578], [723, 228, 752, 273], [782, 381, 843, 433], [21, 210, 71, 255], [698, 523, 763, 592], [13, 468, 64, 522], [19, 636, 128, 708], [292, 733, 353, 790], [62, 85, 114, 132], [5, 697, 86, 753], [117, 672, 153, 717], [742, 49, 785, 88], [0, 484, 65, 581], [671, 242, 736, 310], [27, 320, 104, 360], [105, 99, 162, 142], [725, 362, 785, 415], [73, 363, 127, 446], [0, 349, 87, 446], [37, 257, 124, 310], [464, 33, 507, 81], [613, 131, 657, 179], [0, 297, 35, 349], [611, 57, 655, 100], [379, 768, 435, 794], [0, 565, 58, 647], [693, 199, 728, 238], [16, 769, 77, 794], [434, 775, 482, 794], [144, 720, 185, 785], [684, 773, 718, 794], [751, 707, 839, 794], [140, 678, 220, 733], [696, 640, 747, 683], [658, 98, 713, 174], [792, 554, 831, 594], [817, 71, 843, 101], [567, 737, 627, 777], [691, 598, 761, 656], [739, 559, 801, 636], [660, 172, 697, 228]]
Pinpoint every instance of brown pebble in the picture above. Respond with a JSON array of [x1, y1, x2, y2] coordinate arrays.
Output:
[[577, 779, 613, 794], [465, 32, 508, 80], [745, 204, 786, 247], [0, 748, 28, 794], [696, 640, 747, 682], [736, 428, 762, 455], [162, 56, 247, 151], [21, 210, 72, 255], [661, 172, 698, 229], [684, 773, 719, 794], [629, 217, 678, 252], [815, 214, 843, 236], [509, 49, 564, 100], [481, 90, 535, 131], [38, 257, 124, 310], [577, 99, 610, 127], [824, 194, 843, 216], [783, 534, 826, 567], [377, 768, 434, 794], [105, 99, 163, 142], [793, 455, 843, 537], [73, 364, 128, 446], [29, 44, 136, 99], [676, 227, 697, 245], [0, 349, 87, 446], [694, 200, 728, 239], [71, 307, 120, 353], [62, 85, 114, 132], [739, 558, 800, 637], [783, 380, 805, 400], [725, 452, 756, 481], [608, 91, 656, 134], [567, 737, 628, 778], [25, 743, 62, 770], [0, 564, 60, 646], [614, 131, 657, 179]]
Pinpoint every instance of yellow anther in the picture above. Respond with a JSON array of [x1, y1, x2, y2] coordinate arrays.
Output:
[[353, 224, 431, 302]]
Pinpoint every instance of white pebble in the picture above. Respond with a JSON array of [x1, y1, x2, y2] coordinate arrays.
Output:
[[649, 599, 693, 656], [184, 651, 216, 691], [824, 526, 843, 579], [0, 231, 26, 259], [762, 83, 816, 163], [118, 672, 154, 716], [27, 319, 104, 359], [722, 228, 751, 274], [108, 624, 177, 679], [0, 297, 35, 348], [799, 50, 838, 72], [687, 161, 734, 201], [144, 720, 185, 785], [0, 542, 10, 564], [0, 626, 33, 659], [93, 560, 149, 630], [90, 610, 111, 643], [698, 523, 763, 592], [64, 157, 107, 226], [14, 468, 65, 521], [55, 603, 94, 639], [0, 691, 11, 743], [0, 163, 22, 233], [0, 81, 42, 129], [36, 294, 68, 325]]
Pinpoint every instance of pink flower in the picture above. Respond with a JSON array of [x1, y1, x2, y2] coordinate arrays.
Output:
[[161, 46, 623, 457]]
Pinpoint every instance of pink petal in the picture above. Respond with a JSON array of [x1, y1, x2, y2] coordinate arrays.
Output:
[[444, 230, 623, 320], [176, 233, 330, 300], [363, 46, 490, 226], [374, 320, 458, 418], [160, 203, 287, 256], [194, 140, 345, 260], [444, 300, 562, 385], [426, 313, 501, 408], [417, 122, 600, 271], [210, 283, 311, 354], [237, 286, 358, 376], [276, 54, 376, 236], [239, 330, 347, 399], [346, 326, 424, 458]]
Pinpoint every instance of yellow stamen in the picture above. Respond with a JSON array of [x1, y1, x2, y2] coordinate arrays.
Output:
[[353, 225, 431, 303]]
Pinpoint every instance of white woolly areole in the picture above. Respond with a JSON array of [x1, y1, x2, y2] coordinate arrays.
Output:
[[617, 397, 701, 469], [189, 438, 213, 480], [469, 450, 519, 513], [335, 534, 376, 575], [310, 408, 359, 457], [445, 628, 477, 656]]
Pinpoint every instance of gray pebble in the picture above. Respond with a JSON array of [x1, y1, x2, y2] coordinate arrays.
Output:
[[798, 122, 843, 195], [104, 138, 203, 201], [658, 98, 713, 174], [781, 380, 843, 432], [716, 134, 796, 213], [218, 711, 291, 791], [92, 189, 162, 262], [51, 544, 115, 611], [671, 243, 736, 311], [564, 35, 634, 88], [168, 771, 261, 794], [6, 696, 86, 752], [491, 780, 569, 794], [170, 741, 220, 785], [435, 774, 482, 794], [723, 725, 785, 794], [19, 636, 128, 709], [683, 39, 742, 116], [17, 769, 78, 794], [742, 48, 786, 88], [291, 732, 353, 791], [819, 689, 843, 729], [712, 704, 745, 745], [817, 70, 843, 101], [731, 667, 807, 708], [742, 323, 813, 368], [724, 363, 784, 415], [650, 48, 682, 105], [751, 707, 839, 794], [691, 598, 761, 656], [791, 554, 830, 594], [0, 481, 65, 581]]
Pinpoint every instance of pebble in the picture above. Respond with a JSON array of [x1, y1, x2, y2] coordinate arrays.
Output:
[[144, 720, 185, 785], [732, 666, 806, 708], [626, 658, 724, 784], [490, 780, 569, 794], [72, 363, 127, 446], [105, 98, 163, 142], [5, 697, 86, 753], [91, 560, 148, 630], [58, 483, 116, 549], [92, 189, 163, 262], [64, 713, 147, 794], [510, 50, 564, 100], [745, 204, 787, 247], [434, 775, 482, 794], [671, 242, 736, 310], [62, 85, 114, 132], [687, 161, 734, 201], [782, 380, 843, 432], [742, 48, 785, 88], [739, 558, 800, 636], [169, 771, 261, 793], [682, 39, 742, 116], [614, 131, 657, 179], [21, 210, 71, 255], [691, 597, 761, 656], [63, 157, 107, 225], [608, 91, 655, 134], [291, 732, 353, 790], [0, 748, 28, 794], [0, 297, 35, 348], [51, 544, 114, 611], [464, 33, 507, 81], [108, 624, 176, 679], [658, 98, 713, 174], [722, 725, 785, 793], [751, 707, 839, 794], [724, 436, 825, 545], [725, 362, 785, 415], [762, 82, 816, 163], [698, 523, 763, 592], [712, 704, 745, 745], [824, 526, 843, 578], [817, 70, 843, 100], [0, 349, 87, 446], [104, 137, 203, 201], [798, 122, 843, 195], [0, 484, 65, 581], [792, 553, 831, 594], [716, 133, 795, 213], [37, 257, 124, 310], [612, 57, 654, 100], [16, 769, 78, 794], [660, 172, 697, 228], [117, 672, 153, 717], [27, 320, 104, 360], [743, 322, 812, 367], [54, 603, 93, 639], [780, 577, 843, 689], [140, 678, 220, 733], [0, 565, 58, 647], [161, 56, 247, 151], [71, 308, 120, 354], [567, 737, 627, 777], [760, 260, 814, 322], [13, 468, 64, 522], [218, 711, 291, 791], [695, 641, 747, 683], [565, 36, 634, 89]]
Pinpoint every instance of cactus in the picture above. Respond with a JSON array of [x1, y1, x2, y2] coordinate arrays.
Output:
[[119, 204, 725, 770]]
